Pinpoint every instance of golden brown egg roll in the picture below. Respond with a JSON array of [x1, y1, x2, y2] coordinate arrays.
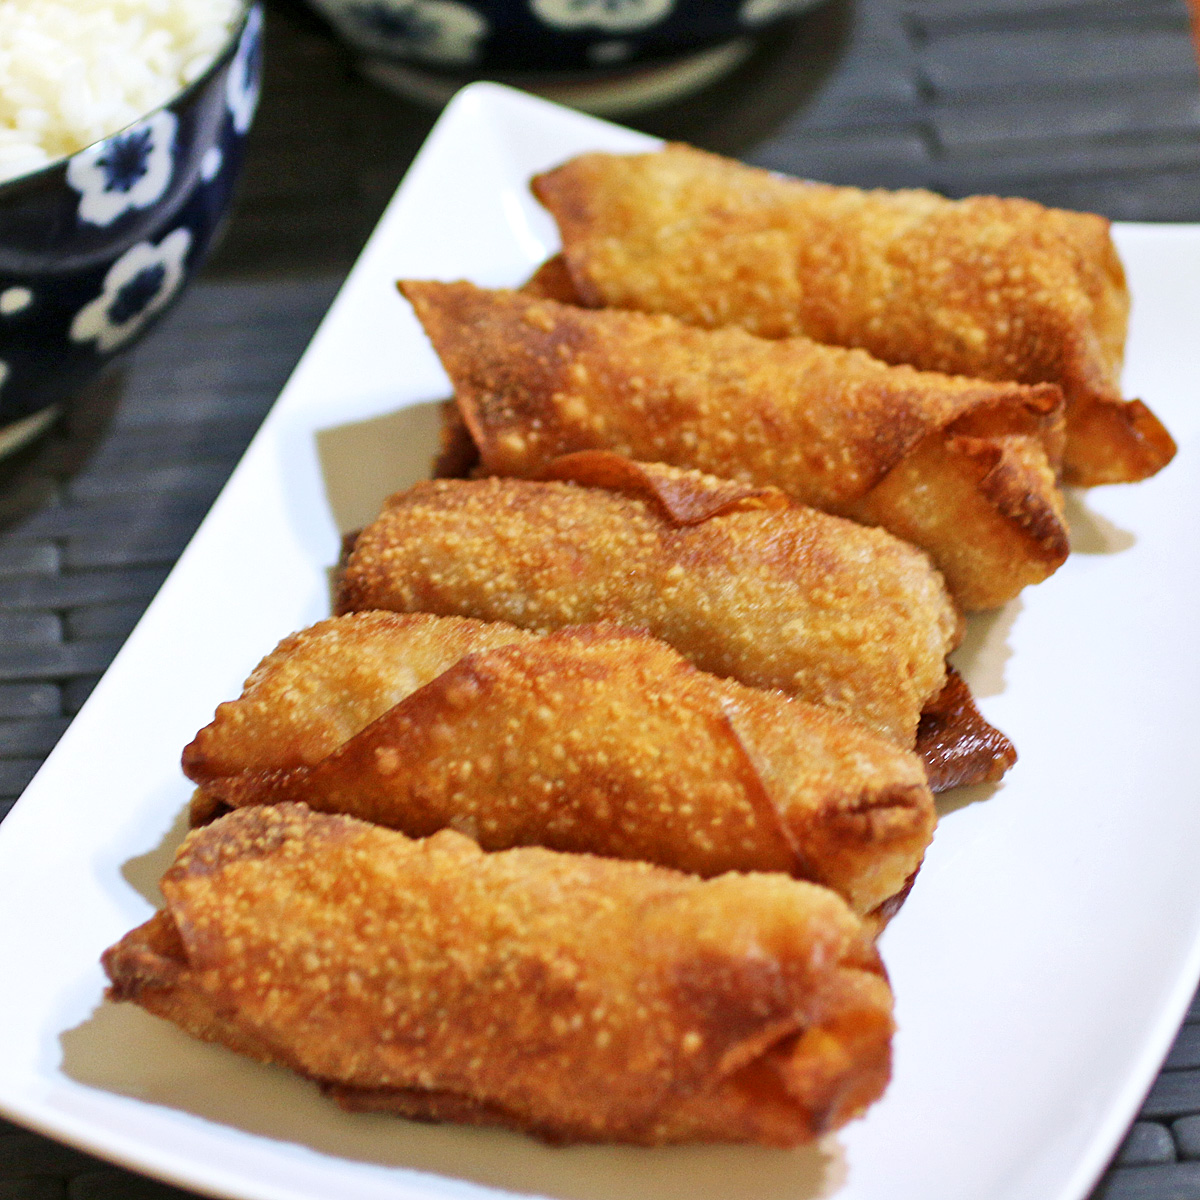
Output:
[[183, 612, 935, 919], [401, 278, 1067, 610], [335, 455, 961, 747], [531, 144, 1175, 486], [102, 803, 894, 1146]]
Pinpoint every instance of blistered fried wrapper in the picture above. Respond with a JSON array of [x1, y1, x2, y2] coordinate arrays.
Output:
[[335, 460, 1014, 785], [402, 278, 1068, 610], [531, 144, 1175, 487], [335, 456, 962, 747], [103, 804, 895, 1146], [183, 613, 935, 920]]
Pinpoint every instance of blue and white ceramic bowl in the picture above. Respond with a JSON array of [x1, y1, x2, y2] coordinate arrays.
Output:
[[0, 2, 263, 457], [304, 0, 828, 109]]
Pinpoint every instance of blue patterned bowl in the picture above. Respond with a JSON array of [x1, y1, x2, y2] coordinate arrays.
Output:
[[303, 0, 828, 108], [0, 2, 263, 457]]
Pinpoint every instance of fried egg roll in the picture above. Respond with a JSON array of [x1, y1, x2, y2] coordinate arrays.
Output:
[[183, 613, 935, 919], [532, 144, 1175, 486], [401, 279, 1068, 610], [335, 455, 961, 747], [103, 804, 894, 1146]]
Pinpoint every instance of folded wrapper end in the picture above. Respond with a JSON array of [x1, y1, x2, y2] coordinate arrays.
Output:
[[915, 666, 1017, 792], [102, 909, 186, 1002], [520, 254, 583, 305], [539, 451, 790, 526], [432, 399, 481, 479], [338, 528, 361, 573], [1062, 394, 1177, 487], [862, 869, 920, 938], [189, 787, 232, 827]]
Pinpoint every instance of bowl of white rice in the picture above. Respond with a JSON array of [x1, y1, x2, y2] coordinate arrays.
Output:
[[0, 0, 262, 457]]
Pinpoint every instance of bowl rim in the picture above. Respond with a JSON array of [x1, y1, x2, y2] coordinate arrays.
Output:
[[0, 0, 255, 202]]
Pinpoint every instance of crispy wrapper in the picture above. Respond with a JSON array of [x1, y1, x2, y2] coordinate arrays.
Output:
[[531, 145, 1176, 486], [401, 279, 1067, 609], [915, 666, 1017, 793], [102, 804, 894, 1146], [183, 612, 935, 919], [335, 457, 962, 746]]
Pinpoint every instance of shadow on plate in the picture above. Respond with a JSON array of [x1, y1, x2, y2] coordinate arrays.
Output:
[[316, 398, 447, 605], [1063, 489, 1136, 555], [934, 777, 1003, 820], [950, 599, 1022, 701], [315, 399, 445, 536], [121, 803, 193, 908], [936, 601, 1022, 817], [61, 1001, 844, 1200]]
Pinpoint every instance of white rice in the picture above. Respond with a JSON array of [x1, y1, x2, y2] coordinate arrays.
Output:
[[0, 0, 241, 184]]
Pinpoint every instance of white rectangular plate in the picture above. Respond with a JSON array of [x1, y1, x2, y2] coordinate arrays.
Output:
[[1, 83, 1199, 1200]]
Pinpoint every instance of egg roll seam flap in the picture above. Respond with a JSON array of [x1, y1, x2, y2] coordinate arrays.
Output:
[[182, 611, 540, 784], [540, 451, 790, 526]]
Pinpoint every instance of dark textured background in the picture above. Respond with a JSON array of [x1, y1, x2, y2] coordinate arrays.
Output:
[[2, 0, 1199, 1196]]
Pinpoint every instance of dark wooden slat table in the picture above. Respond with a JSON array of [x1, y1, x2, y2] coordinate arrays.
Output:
[[2, 1, 1199, 1196]]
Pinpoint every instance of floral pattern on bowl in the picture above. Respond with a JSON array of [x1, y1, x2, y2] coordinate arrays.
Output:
[[70, 228, 194, 355], [312, 0, 489, 66], [0, 2, 263, 445], [304, 0, 828, 74], [67, 111, 180, 228], [531, 0, 675, 34]]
